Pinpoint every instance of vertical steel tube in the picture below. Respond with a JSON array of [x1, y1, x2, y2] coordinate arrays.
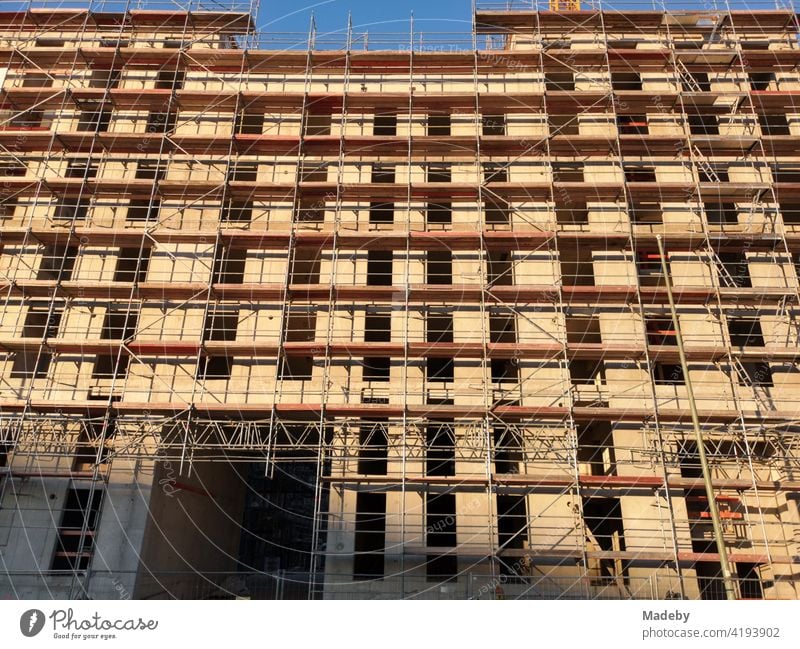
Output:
[[656, 235, 737, 600]]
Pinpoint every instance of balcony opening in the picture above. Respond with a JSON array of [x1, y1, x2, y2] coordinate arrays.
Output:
[[427, 163, 451, 183], [358, 419, 388, 476], [653, 362, 685, 385], [637, 250, 669, 287], [425, 312, 454, 382], [758, 113, 790, 136], [285, 310, 316, 343], [145, 111, 176, 134], [89, 68, 121, 89], [617, 114, 648, 135], [0, 198, 17, 219], [353, 492, 386, 580], [737, 362, 773, 387], [705, 202, 739, 227], [611, 71, 642, 91], [569, 359, 605, 385], [577, 421, 615, 476], [490, 312, 516, 343], [373, 113, 397, 136], [427, 357, 454, 382], [364, 312, 391, 342], [299, 161, 328, 182], [491, 358, 519, 384], [201, 306, 239, 379], [716, 251, 751, 288], [771, 164, 800, 183], [493, 425, 522, 474], [37, 244, 77, 281], [582, 497, 629, 586], [126, 198, 160, 222], [698, 166, 729, 183], [229, 162, 258, 182], [728, 318, 765, 347], [483, 163, 508, 183], [93, 307, 138, 378], [426, 420, 455, 477], [362, 357, 390, 382], [485, 198, 511, 227], [487, 250, 513, 286], [289, 248, 321, 284], [681, 71, 711, 92], [555, 200, 588, 225], [212, 245, 246, 284], [304, 114, 331, 136], [280, 311, 315, 380], [427, 313, 454, 344], [566, 315, 602, 344], [11, 306, 62, 379], [114, 247, 151, 283], [736, 563, 764, 600], [482, 114, 506, 136], [646, 317, 678, 345], [136, 160, 165, 181], [0, 160, 26, 177], [624, 165, 656, 183], [367, 250, 393, 286], [279, 355, 313, 380], [296, 199, 324, 224], [154, 69, 185, 90], [549, 114, 579, 135], [427, 114, 451, 136], [221, 199, 252, 223], [54, 197, 90, 222], [545, 72, 574, 91], [50, 488, 103, 571], [780, 202, 800, 224], [561, 248, 595, 286], [497, 494, 528, 555], [552, 162, 583, 182], [628, 201, 663, 225], [741, 40, 770, 50], [77, 108, 112, 132], [749, 72, 775, 91], [100, 307, 138, 340], [369, 201, 394, 224], [22, 72, 54, 87], [426, 202, 452, 225], [11, 105, 46, 127], [688, 114, 719, 135], [234, 111, 264, 135], [426, 493, 457, 581], [426, 250, 452, 285], [371, 164, 395, 184]]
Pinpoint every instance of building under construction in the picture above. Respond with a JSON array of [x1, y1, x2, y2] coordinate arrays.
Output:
[[1, 0, 799, 600]]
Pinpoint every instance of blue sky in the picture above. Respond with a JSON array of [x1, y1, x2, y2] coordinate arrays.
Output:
[[258, 0, 473, 38]]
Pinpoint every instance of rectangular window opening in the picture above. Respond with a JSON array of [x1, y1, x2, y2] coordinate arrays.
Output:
[[113, 247, 151, 283], [373, 114, 397, 136], [426, 250, 452, 285], [427, 114, 451, 136], [50, 488, 103, 571], [367, 250, 393, 286], [353, 492, 386, 580]]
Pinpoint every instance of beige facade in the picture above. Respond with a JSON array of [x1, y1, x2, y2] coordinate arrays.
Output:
[[0, 2, 799, 599]]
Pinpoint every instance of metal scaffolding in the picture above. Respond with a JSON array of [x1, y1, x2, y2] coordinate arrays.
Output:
[[0, 0, 799, 600]]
